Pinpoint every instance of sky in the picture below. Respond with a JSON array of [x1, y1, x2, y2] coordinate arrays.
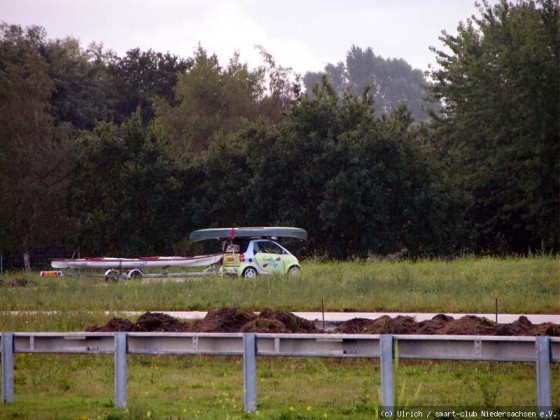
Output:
[[0, 0, 489, 75]]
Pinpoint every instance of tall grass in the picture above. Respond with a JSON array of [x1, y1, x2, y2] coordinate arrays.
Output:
[[0, 256, 558, 316]]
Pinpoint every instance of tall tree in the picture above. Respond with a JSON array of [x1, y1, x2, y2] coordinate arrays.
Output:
[[155, 47, 265, 154], [207, 80, 464, 258], [428, 0, 559, 252], [0, 23, 74, 259], [255, 45, 302, 123], [303, 45, 435, 122], [108, 48, 191, 125], [155, 46, 301, 155], [69, 111, 187, 256], [41, 38, 114, 130]]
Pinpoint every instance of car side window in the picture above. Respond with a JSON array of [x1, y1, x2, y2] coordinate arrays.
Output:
[[259, 241, 284, 254]]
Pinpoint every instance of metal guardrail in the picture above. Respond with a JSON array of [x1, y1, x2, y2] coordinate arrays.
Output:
[[1, 332, 558, 413]]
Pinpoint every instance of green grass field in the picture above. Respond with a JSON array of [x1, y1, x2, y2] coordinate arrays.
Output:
[[0, 256, 558, 418], [0, 256, 558, 319]]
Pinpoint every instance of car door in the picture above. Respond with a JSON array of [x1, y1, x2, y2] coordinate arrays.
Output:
[[254, 240, 286, 274]]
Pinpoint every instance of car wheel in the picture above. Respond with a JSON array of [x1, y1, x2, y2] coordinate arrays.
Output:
[[242, 267, 258, 278], [287, 266, 301, 276]]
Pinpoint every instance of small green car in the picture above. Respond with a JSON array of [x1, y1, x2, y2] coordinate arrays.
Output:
[[221, 238, 302, 278], [189, 227, 307, 278]]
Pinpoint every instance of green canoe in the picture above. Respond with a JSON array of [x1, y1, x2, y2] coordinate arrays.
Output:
[[189, 227, 308, 242]]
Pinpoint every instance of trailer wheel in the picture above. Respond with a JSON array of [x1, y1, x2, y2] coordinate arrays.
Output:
[[104, 269, 120, 282], [127, 269, 143, 280]]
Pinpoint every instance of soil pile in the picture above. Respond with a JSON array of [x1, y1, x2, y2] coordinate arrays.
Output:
[[87, 312, 190, 332], [87, 309, 559, 336], [334, 314, 560, 336], [195, 307, 257, 332], [257, 308, 319, 333], [135, 312, 191, 332], [87, 317, 136, 332], [87, 307, 320, 334], [335, 315, 418, 334]]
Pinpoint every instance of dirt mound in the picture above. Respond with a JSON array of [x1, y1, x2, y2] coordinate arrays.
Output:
[[87, 310, 560, 336], [87, 308, 320, 334], [436, 315, 499, 335], [87, 317, 136, 332], [334, 314, 560, 336], [417, 314, 454, 334], [87, 312, 190, 332], [194, 307, 257, 333], [258, 308, 320, 333], [135, 312, 190, 332], [335, 315, 418, 335], [240, 318, 291, 333]]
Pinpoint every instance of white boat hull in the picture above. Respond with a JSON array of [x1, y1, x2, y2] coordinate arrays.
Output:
[[51, 254, 223, 270]]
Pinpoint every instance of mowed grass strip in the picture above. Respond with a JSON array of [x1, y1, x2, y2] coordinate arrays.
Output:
[[0, 256, 558, 315], [0, 354, 558, 419]]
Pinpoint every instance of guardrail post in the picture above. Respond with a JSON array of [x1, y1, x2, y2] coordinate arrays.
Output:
[[535, 336, 552, 410], [114, 333, 128, 409], [243, 333, 257, 413], [380, 334, 394, 409], [1, 333, 14, 403]]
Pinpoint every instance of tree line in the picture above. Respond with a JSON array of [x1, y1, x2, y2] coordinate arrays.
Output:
[[0, 0, 558, 260]]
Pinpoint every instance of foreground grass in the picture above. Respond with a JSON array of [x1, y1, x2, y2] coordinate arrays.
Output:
[[0, 256, 558, 418], [0, 256, 558, 315], [0, 354, 558, 419]]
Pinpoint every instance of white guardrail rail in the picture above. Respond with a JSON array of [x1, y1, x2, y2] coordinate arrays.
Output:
[[1, 332, 558, 413]]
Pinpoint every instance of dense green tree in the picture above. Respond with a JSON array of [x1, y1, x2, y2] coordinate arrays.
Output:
[[4, 25, 192, 132], [428, 0, 559, 252], [69, 111, 187, 256], [303, 45, 435, 122], [155, 47, 265, 154], [0, 23, 74, 258], [41, 38, 114, 129], [155, 46, 302, 155], [4, 11, 555, 259], [206, 80, 464, 258], [107, 48, 191, 125], [286, 85, 462, 257], [201, 132, 253, 228]]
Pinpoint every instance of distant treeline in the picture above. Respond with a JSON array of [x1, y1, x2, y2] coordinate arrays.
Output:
[[0, 0, 558, 259]]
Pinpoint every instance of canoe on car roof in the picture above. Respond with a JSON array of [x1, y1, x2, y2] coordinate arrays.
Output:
[[189, 227, 308, 242]]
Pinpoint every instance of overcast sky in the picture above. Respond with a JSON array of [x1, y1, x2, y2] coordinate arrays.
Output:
[[1, 0, 489, 75]]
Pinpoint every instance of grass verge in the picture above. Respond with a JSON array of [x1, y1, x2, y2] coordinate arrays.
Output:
[[0, 355, 558, 419]]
